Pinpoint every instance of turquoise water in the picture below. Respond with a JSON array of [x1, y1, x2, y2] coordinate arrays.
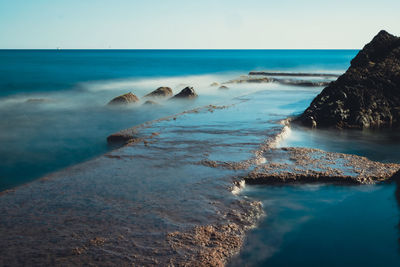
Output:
[[0, 49, 356, 190]]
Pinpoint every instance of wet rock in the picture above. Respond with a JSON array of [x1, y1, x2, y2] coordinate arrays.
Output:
[[107, 133, 133, 144], [172, 86, 198, 99], [108, 92, 139, 105], [219, 85, 229, 90], [392, 169, 400, 180], [243, 147, 400, 185], [295, 30, 400, 129], [144, 87, 173, 98]]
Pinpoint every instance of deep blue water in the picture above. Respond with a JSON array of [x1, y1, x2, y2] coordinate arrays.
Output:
[[0, 49, 355, 96]]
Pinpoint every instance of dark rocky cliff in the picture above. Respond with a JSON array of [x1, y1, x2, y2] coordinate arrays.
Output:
[[295, 30, 400, 129]]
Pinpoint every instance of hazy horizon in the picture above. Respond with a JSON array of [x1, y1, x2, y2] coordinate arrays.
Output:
[[0, 0, 399, 49]]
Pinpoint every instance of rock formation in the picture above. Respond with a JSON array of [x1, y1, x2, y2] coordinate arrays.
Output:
[[144, 87, 173, 98], [108, 92, 139, 105], [172, 86, 198, 99], [295, 30, 400, 129], [219, 85, 229, 90]]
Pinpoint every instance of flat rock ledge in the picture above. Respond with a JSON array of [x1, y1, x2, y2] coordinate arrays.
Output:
[[249, 71, 340, 78], [224, 76, 332, 87], [166, 200, 262, 266], [244, 147, 400, 184]]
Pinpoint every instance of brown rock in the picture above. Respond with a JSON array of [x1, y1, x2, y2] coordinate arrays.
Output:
[[144, 87, 173, 98], [172, 86, 198, 99], [108, 92, 139, 105]]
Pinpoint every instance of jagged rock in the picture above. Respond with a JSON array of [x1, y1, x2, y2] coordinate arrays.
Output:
[[108, 92, 139, 105], [144, 87, 173, 98], [219, 85, 229, 90], [295, 30, 400, 129], [143, 100, 159, 106], [172, 87, 198, 99]]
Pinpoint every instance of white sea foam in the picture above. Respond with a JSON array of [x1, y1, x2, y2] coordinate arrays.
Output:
[[231, 180, 246, 195], [80, 73, 240, 95], [267, 125, 292, 149]]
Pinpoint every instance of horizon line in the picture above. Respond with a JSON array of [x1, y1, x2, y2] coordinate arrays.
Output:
[[0, 48, 360, 51]]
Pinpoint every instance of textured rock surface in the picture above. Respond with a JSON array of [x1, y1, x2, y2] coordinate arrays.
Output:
[[244, 147, 400, 185], [144, 87, 173, 98], [295, 30, 400, 129], [172, 86, 198, 99], [108, 92, 139, 105]]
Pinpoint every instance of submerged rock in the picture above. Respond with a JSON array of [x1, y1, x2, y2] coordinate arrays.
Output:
[[172, 86, 198, 99], [108, 92, 139, 105], [143, 100, 159, 106], [225, 77, 271, 84], [295, 30, 400, 129], [25, 98, 51, 104], [144, 87, 173, 98], [219, 85, 229, 90], [210, 82, 220, 87]]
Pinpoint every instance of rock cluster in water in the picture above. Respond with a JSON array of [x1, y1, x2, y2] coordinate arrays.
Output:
[[107, 86, 198, 106], [295, 30, 400, 129]]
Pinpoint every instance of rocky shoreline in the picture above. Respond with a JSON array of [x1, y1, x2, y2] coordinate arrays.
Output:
[[295, 30, 400, 129], [1, 88, 399, 266]]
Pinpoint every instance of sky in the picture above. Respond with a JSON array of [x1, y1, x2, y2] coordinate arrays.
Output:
[[0, 0, 399, 49]]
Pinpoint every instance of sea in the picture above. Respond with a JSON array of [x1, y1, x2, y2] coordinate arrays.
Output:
[[1, 49, 400, 266]]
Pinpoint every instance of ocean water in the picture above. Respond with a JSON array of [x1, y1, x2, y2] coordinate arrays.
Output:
[[2, 50, 400, 266], [0, 49, 356, 190]]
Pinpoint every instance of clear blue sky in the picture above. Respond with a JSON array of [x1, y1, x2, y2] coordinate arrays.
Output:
[[0, 0, 399, 49]]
